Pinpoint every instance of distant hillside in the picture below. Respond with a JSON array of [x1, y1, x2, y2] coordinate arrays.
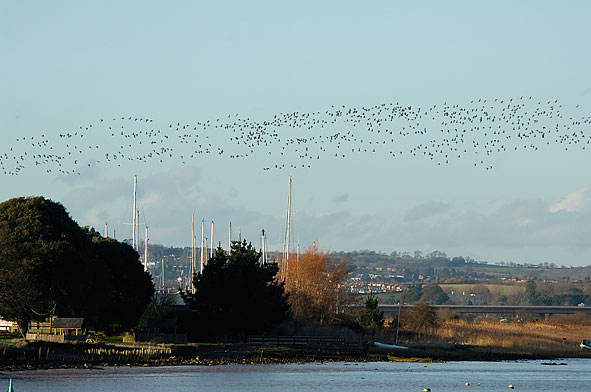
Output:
[[332, 250, 591, 283], [142, 244, 591, 286]]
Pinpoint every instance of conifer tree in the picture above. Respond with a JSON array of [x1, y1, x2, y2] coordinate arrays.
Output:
[[181, 240, 289, 341]]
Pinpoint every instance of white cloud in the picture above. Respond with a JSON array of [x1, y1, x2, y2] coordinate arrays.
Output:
[[54, 167, 591, 265], [548, 186, 591, 213], [292, 197, 591, 264]]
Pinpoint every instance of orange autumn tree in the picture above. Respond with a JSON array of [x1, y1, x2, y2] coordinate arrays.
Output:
[[283, 245, 349, 324]]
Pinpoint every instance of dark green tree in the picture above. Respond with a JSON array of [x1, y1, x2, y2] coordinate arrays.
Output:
[[181, 240, 289, 341], [420, 284, 449, 305], [137, 294, 177, 328], [0, 197, 87, 336], [85, 228, 154, 330], [358, 294, 384, 333], [0, 197, 153, 337], [524, 279, 539, 305], [401, 284, 423, 303]]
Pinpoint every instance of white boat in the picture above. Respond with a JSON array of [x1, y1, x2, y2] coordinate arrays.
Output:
[[374, 341, 408, 350], [580, 339, 591, 349]]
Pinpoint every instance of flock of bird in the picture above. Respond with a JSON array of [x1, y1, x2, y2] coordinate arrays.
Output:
[[2, 97, 590, 176]]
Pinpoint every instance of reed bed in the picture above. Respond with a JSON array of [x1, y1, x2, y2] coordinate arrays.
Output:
[[432, 319, 591, 355]]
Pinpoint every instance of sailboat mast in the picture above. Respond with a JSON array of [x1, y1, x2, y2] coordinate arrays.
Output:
[[137, 208, 141, 253], [283, 175, 292, 262], [162, 258, 165, 292], [210, 221, 214, 258], [144, 225, 149, 272], [132, 175, 137, 250], [200, 219, 205, 273], [228, 221, 232, 254], [191, 213, 195, 292], [261, 229, 266, 264]]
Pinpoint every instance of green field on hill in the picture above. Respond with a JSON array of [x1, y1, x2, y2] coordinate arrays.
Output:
[[439, 283, 523, 296]]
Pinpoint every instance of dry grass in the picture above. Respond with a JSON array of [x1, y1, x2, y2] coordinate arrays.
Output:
[[432, 319, 591, 355]]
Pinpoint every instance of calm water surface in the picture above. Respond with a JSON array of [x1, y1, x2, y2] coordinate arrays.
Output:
[[3, 359, 591, 392]]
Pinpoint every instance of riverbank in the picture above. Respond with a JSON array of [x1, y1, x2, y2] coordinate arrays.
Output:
[[2, 338, 591, 371], [0, 340, 363, 371]]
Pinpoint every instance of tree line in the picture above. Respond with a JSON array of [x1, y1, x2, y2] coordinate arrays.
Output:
[[0, 196, 440, 343]]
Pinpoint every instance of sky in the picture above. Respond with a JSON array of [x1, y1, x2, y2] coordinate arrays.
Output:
[[2, 1, 591, 266]]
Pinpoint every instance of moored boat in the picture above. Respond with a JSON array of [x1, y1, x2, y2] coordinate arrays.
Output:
[[374, 341, 408, 350], [387, 354, 432, 363]]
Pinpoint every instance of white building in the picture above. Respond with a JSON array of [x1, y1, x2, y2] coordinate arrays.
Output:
[[0, 318, 16, 332]]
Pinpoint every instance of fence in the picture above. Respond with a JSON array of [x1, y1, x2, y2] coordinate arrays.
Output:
[[248, 336, 348, 347]]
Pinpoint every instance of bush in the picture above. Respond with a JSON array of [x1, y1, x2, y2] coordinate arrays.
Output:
[[358, 294, 384, 333], [404, 302, 438, 340]]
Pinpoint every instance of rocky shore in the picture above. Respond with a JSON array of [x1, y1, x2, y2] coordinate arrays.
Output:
[[2, 340, 591, 371]]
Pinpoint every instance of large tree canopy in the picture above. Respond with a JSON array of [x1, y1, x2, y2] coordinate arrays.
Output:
[[84, 228, 155, 330], [0, 196, 153, 337], [181, 240, 289, 341]]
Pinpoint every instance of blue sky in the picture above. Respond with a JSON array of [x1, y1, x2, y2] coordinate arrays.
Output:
[[2, 1, 591, 265]]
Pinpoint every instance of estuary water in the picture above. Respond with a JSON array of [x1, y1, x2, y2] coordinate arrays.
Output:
[[3, 359, 591, 392]]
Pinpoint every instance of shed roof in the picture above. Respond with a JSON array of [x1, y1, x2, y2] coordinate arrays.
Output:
[[52, 318, 84, 329]]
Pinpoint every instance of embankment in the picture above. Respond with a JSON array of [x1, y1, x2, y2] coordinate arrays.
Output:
[[2, 338, 591, 371]]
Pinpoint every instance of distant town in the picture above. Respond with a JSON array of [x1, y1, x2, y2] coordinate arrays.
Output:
[[145, 243, 591, 304]]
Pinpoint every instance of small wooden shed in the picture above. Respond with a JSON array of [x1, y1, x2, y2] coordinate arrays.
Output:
[[51, 318, 84, 335]]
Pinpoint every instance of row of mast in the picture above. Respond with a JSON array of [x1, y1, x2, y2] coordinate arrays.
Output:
[[189, 215, 220, 293], [126, 174, 290, 292]]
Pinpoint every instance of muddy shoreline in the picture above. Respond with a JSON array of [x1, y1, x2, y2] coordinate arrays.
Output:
[[2, 340, 591, 371]]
